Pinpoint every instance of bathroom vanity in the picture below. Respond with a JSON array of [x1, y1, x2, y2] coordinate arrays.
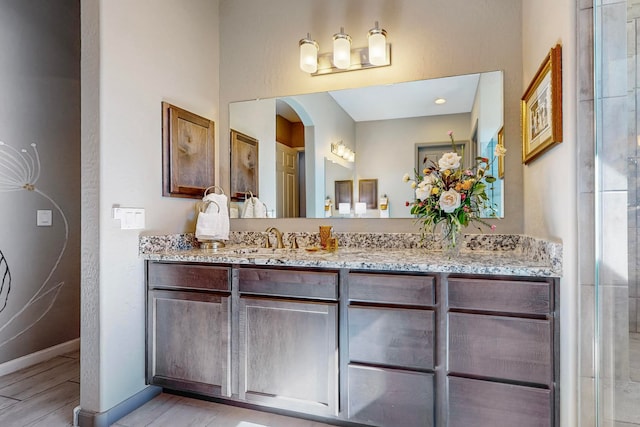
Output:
[[142, 233, 561, 427]]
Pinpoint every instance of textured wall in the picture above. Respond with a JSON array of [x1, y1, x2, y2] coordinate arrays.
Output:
[[219, 0, 524, 234], [81, 0, 220, 413], [0, 0, 80, 364]]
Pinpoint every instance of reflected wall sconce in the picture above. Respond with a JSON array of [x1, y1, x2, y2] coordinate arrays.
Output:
[[331, 141, 355, 162], [299, 21, 390, 76]]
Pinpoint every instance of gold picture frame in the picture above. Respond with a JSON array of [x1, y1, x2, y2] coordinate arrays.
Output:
[[497, 126, 505, 179], [230, 129, 259, 201], [162, 102, 215, 198], [521, 44, 563, 164]]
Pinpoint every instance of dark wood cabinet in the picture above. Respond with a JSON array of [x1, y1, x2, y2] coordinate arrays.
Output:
[[147, 288, 230, 397], [448, 376, 551, 427], [238, 297, 338, 416], [347, 272, 436, 427], [237, 267, 339, 416], [348, 364, 434, 427], [446, 276, 557, 427], [145, 262, 559, 427]]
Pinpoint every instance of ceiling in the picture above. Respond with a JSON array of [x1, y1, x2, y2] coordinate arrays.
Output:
[[276, 73, 481, 123]]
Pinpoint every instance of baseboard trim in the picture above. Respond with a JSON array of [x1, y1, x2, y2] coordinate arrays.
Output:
[[0, 337, 80, 376], [78, 385, 162, 427]]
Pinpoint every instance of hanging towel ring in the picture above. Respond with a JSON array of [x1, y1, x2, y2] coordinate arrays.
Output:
[[199, 200, 220, 213], [204, 185, 225, 196]]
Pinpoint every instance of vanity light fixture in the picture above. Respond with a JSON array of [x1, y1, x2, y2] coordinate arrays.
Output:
[[434, 97, 447, 105], [299, 22, 390, 76], [331, 141, 355, 162], [367, 21, 387, 66], [299, 33, 319, 74], [333, 28, 352, 69]]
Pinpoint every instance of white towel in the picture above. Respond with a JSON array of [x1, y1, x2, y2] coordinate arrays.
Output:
[[195, 193, 229, 241], [241, 196, 268, 219]]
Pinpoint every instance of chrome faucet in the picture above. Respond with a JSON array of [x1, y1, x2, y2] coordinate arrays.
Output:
[[264, 227, 285, 249]]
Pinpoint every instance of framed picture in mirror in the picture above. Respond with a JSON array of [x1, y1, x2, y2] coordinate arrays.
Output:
[[359, 179, 378, 209], [230, 130, 259, 201], [497, 126, 505, 179], [162, 102, 215, 198], [521, 43, 562, 164], [335, 180, 353, 208]]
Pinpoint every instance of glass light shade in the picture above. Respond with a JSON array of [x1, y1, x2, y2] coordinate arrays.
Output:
[[336, 143, 345, 156], [368, 23, 387, 66], [299, 36, 318, 73], [333, 29, 351, 69]]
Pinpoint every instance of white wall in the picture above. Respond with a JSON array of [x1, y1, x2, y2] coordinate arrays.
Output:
[[230, 99, 277, 211], [522, 0, 577, 426], [289, 92, 356, 217], [355, 114, 471, 218], [219, 0, 524, 233], [81, 0, 220, 413], [0, 0, 80, 364]]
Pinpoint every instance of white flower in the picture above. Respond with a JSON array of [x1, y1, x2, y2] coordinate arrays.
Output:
[[438, 152, 462, 171], [494, 144, 507, 157], [410, 180, 417, 189], [439, 189, 461, 213], [423, 174, 437, 185], [415, 185, 430, 201], [402, 173, 411, 182]]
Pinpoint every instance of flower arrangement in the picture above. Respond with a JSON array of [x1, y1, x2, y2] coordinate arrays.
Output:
[[403, 131, 506, 251]]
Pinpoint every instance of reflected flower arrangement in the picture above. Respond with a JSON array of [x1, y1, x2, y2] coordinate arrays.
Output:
[[403, 131, 506, 251]]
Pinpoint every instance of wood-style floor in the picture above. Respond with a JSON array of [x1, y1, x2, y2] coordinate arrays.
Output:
[[0, 350, 79, 427], [0, 352, 336, 426]]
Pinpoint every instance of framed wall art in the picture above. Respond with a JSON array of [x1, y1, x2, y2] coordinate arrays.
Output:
[[521, 44, 563, 164], [230, 130, 259, 200], [162, 102, 215, 198], [497, 126, 505, 179], [335, 180, 353, 207], [358, 179, 378, 209]]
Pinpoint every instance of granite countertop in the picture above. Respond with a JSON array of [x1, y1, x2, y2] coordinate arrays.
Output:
[[140, 232, 562, 278]]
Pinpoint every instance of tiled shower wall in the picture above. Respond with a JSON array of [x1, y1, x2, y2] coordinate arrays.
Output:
[[629, 0, 640, 333], [579, 0, 633, 425]]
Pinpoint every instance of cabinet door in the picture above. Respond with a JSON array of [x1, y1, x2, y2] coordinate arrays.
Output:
[[147, 290, 230, 397], [348, 364, 434, 427], [239, 297, 338, 416]]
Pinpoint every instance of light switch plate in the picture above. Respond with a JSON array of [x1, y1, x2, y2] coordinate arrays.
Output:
[[113, 207, 145, 230], [37, 210, 52, 226]]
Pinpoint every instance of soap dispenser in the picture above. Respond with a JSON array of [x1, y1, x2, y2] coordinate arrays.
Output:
[[379, 194, 389, 218], [324, 196, 333, 218]]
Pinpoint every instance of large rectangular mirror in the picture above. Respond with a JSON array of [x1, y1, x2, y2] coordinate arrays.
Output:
[[229, 71, 503, 219]]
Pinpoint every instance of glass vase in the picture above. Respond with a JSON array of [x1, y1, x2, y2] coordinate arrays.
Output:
[[438, 221, 463, 257]]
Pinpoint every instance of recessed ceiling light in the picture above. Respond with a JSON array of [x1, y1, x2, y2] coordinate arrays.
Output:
[[434, 98, 447, 105]]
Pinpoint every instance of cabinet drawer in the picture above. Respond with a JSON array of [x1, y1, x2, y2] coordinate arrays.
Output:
[[147, 262, 230, 292], [238, 268, 338, 300], [448, 312, 552, 386], [448, 376, 551, 427], [448, 277, 550, 315], [348, 364, 434, 427], [348, 273, 435, 306], [349, 306, 434, 370]]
